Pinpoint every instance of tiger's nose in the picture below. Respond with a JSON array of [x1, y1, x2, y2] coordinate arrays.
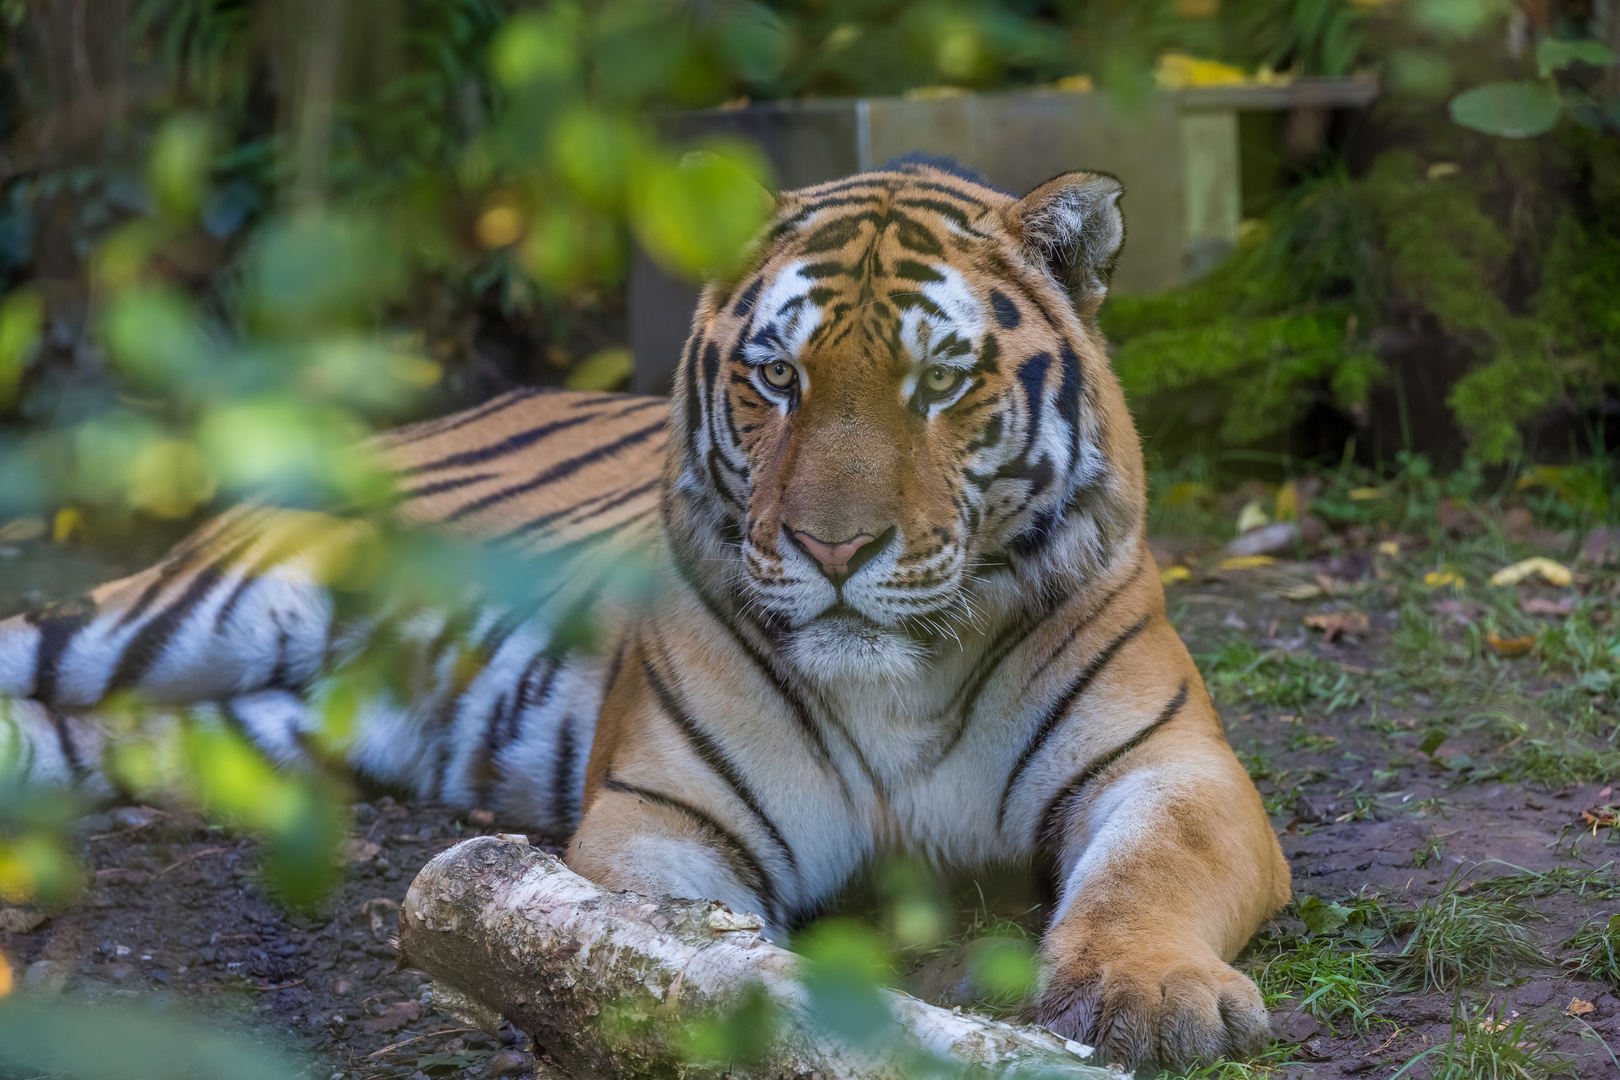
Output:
[[789, 529, 887, 585]]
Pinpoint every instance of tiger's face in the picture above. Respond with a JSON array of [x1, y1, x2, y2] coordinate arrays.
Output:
[[668, 157, 1142, 682]]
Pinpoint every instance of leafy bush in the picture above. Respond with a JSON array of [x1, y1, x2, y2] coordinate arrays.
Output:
[[1105, 133, 1620, 464]]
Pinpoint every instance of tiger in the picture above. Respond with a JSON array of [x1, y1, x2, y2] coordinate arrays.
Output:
[[0, 154, 1290, 1070]]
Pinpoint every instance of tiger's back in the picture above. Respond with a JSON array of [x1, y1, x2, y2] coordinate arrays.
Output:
[[0, 387, 669, 834]]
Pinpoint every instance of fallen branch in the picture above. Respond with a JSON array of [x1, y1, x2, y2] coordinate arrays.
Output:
[[398, 837, 1115, 1080]]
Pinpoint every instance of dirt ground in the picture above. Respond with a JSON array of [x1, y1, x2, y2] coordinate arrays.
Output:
[[3, 538, 1619, 1080]]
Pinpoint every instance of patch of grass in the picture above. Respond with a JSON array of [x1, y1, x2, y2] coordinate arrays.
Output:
[[1393, 890, 1547, 993], [1255, 936, 1390, 1034], [1465, 862, 1618, 902], [1411, 836, 1445, 868], [1390, 999, 1572, 1080], [1169, 1045, 1300, 1079], [1564, 913, 1620, 988], [1197, 637, 1366, 715]]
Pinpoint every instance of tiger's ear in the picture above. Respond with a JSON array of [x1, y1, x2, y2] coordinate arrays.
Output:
[[1006, 171, 1124, 318]]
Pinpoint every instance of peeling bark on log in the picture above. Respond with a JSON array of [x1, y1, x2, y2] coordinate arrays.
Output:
[[398, 837, 1118, 1080]]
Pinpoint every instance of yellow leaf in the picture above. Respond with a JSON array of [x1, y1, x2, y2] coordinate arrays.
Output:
[[1486, 631, 1536, 658], [1155, 51, 1252, 88], [475, 203, 525, 249], [1275, 480, 1299, 522], [1219, 555, 1274, 571], [1490, 557, 1572, 588], [1236, 499, 1270, 534], [1568, 998, 1595, 1016], [1424, 570, 1463, 587], [52, 507, 81, 543], [1159, 565, 1191, 584], [1349, 487, 1384, 501]]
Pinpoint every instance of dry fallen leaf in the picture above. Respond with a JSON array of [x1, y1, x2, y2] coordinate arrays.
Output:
[[1486, 631, 1536, 658], [1581, 805, 1617, 833], [1490, 557, 1572, 588], [1218, 555, 1275, 571], [1303, 611, 1370, 642], [1159, 565, 1191, 584], [1567, 998, 1595, 1017]]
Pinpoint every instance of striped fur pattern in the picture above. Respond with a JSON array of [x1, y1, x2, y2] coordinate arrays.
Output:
[[0, 157, 1289, 1070]]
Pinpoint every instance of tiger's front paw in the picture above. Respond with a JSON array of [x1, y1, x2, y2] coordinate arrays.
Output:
[[1036, 942, 1270, 1070]]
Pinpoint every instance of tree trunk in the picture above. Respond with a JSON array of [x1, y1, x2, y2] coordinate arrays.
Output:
[[398, 836, 1115, 1080]]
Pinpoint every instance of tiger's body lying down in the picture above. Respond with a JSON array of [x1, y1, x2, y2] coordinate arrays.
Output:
[[0, 155, 1289, 1070]]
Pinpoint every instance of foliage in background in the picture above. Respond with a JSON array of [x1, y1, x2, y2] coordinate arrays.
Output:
[[1105, 127, 1620, 465]]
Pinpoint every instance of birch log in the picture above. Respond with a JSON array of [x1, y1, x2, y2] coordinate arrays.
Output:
[[398, 836, 1118, 1080]]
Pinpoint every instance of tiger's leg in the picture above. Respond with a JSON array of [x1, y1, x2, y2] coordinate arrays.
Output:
[[564, 620, 869, 935], [0, 508, 353, 710], [1032, 679, 1290, 1069]]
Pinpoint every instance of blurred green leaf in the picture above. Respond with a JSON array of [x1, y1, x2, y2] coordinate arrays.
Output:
[[244, 214, 402, 335], [794, 918, 894, 1047], [1535, 37, 1615, 79], [681, 981, 779, 1066], [969, 937, 1038, 1000], [1412, 0, 1506, 41], [0, 288, 42, 406], [491, 5, 582, 89], [0, 998, 302, 1080], [126, 438, 216, 518], [149, 114, 213, 219], [630, 143, 773, 279], [1449, 80, 1562, 138], [566, 346, 633, 391], [100, 286, 209, 387]]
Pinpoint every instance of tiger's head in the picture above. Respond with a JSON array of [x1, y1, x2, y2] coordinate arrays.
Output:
[[666, 155, 1146, 684]]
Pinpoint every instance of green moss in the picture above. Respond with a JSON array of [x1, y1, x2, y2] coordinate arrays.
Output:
[[1106, 141, 1620, 464]]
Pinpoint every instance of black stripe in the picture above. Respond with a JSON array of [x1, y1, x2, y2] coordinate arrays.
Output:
[[105, 564, 230, 694], [667, 541, 858, 803], [938, 551, 1147, 763], [445, 420, 666, 524], [49, 709, 88, 782], [507, 511, 654, 567], [29, 608, 92, 705], [116, 508, 269, 630], [404, 411, 600, 476], [561, 477, 662, 527], [603, 774, 778, 923], [211, 519, 336, 633], [1023, 552, 1149, 689], [550, 715, 578, 830], [499, 477, 660, 544], [398, 471, 499, 501], [640, 649, 800, 880], [1035, 681, 1189, 850], [387, 388, 542, 446], [996, 616, 1149, 829]]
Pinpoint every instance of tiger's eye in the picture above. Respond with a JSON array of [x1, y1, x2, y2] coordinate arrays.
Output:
[[924, 366, 960, 394], [762, 361, 796, 389]]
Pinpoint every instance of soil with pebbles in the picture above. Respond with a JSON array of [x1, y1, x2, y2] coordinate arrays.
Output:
[[3, 548, 1619, 1080]]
